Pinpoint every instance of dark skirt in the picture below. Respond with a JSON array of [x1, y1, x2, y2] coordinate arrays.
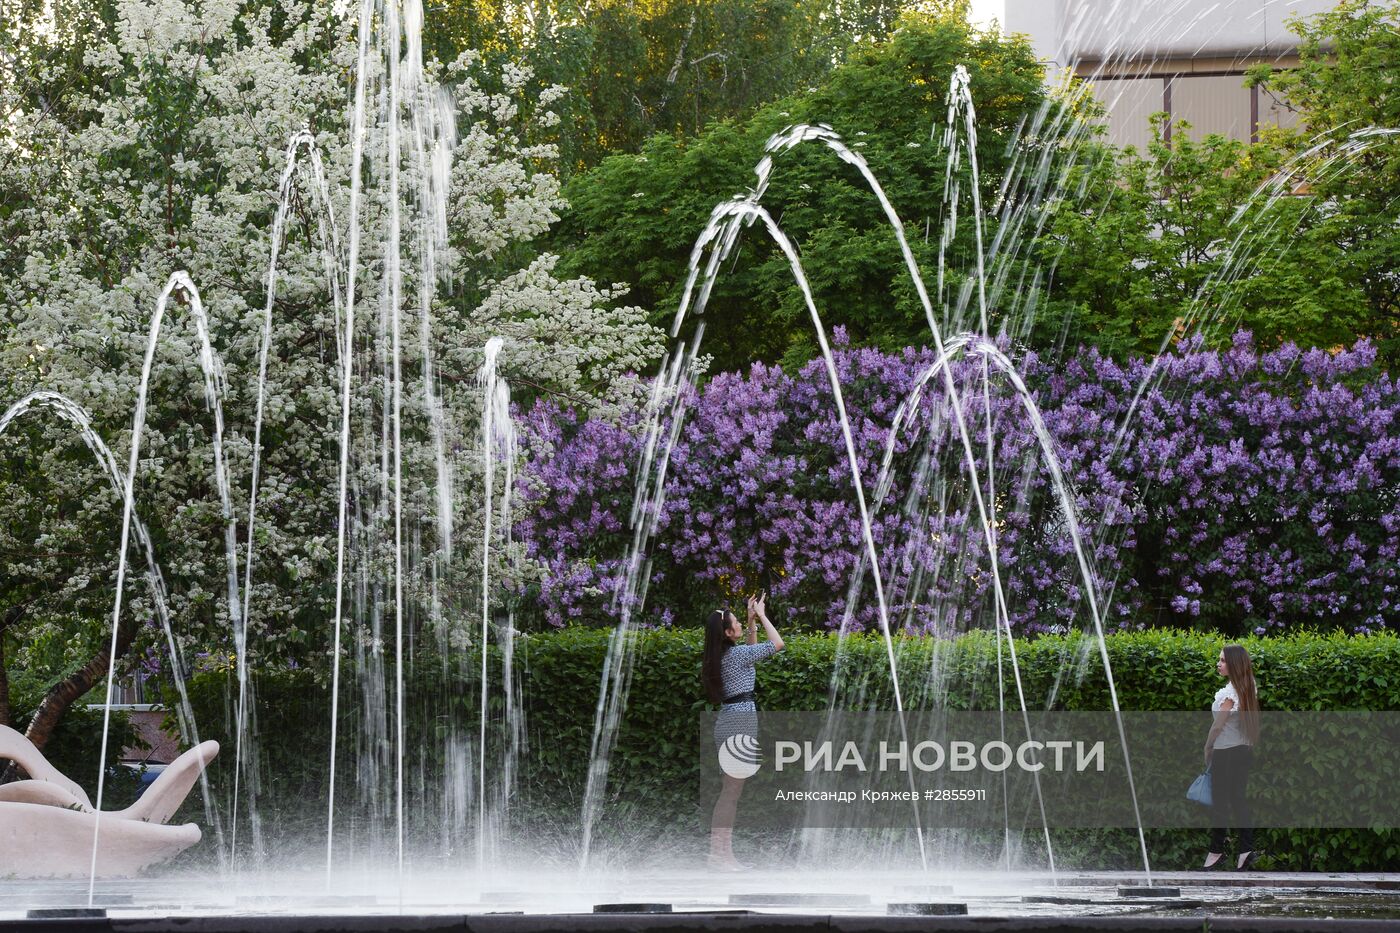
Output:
[[713, 700, 758, 749]]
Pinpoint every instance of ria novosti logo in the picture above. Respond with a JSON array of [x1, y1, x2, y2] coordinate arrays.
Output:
[[717, 734, 1108, 780], [717, 734, 762, 779]]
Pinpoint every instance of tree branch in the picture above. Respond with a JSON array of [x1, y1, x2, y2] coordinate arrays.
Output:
[[0, 605, 24, 636], [23, 611, 138, 753], [656, 10, 699, 116]]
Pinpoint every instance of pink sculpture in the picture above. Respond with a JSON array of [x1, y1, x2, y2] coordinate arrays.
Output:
[[0, 723, 217, 877]]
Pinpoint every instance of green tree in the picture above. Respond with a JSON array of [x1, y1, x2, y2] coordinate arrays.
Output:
[[552, 10, 1059, 372], [0, 0, 661, 749], [422, 0, 913, 174], [1045, 0, 1400, 364], [1248, 0, 1400, 361], [1041, 114, 1368, 357], [550, 0, 1400, 374]]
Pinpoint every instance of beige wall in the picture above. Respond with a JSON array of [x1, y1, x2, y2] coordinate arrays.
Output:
[[1090, 78, 1163, 152], [992, 0, 1330, 148], [1083, 61, 1302, 150], [1002, 0, 1337, 69], [1172, 74, 1253, 140]]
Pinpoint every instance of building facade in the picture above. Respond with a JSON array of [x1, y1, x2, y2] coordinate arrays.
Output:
[[983, 0, 1338, 149]]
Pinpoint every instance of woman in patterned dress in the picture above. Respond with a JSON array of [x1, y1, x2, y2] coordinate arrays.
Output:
[[702, 593, 784, 870]]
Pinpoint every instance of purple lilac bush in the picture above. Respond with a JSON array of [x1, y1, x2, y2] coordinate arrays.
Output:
[[516, 331, 1400, 635]]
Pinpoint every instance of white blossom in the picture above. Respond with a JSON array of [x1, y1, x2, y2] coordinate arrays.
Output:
[[0, 0, 663, 666]]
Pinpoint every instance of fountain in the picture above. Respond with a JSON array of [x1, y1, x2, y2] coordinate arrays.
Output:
[[0, 72, 1213, 888]]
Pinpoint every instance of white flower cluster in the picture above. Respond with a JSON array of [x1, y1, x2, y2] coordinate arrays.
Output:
[[0, 0, 664, 666]]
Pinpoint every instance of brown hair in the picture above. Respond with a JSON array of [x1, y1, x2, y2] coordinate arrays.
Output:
[[1222, 643, 1260, 744], [701, 609, 736, 703]]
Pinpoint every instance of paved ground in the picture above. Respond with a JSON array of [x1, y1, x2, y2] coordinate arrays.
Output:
[[3, 871, 1400, 927], [6, 912, 1400, 932], [1057, 872, 1400, 890]]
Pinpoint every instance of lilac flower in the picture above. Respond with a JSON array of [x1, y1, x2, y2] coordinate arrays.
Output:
[[517, 334, 1400, 635]]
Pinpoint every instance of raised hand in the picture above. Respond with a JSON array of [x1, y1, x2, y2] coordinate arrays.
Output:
[[753, 591, 784, 652]]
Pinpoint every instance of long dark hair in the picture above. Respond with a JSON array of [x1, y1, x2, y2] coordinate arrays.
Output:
[[702, 609, 735, 703], [1222, 643, 1261, 744]]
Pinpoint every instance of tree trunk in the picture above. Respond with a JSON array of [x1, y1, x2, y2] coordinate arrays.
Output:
[[656, 10, 699, 116], [0, 608, 18, 782], [24, 616, 136, 752], [0, 632, 9, 730]]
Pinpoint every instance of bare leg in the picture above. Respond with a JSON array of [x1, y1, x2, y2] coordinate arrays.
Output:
[[709, 775, 746, 869]]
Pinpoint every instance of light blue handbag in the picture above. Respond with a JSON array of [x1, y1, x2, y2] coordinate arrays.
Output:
[[1187, 767, 1213, 807]]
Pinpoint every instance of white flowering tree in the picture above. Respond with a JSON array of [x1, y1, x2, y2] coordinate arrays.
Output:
[[0, 0, 662, 749]]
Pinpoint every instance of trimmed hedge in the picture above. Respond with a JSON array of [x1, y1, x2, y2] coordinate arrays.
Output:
[[171, 628, 1400, 869]]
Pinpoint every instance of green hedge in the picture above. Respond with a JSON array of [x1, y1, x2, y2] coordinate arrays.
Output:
[[169, 628, 1400, 870]]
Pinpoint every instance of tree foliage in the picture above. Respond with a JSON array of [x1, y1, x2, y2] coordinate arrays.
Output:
[[1041, 116, 1370, 358], [1247, 0, 1400, 363], [0, 0, 663, 744], [551, 11, 1056, 373], [553, 2, 1400, 374], [421, 0, 916, 172], [1045, 0, 1400, 363]]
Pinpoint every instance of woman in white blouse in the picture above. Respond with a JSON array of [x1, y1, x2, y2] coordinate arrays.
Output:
[[1202, 643, 1261, 870]]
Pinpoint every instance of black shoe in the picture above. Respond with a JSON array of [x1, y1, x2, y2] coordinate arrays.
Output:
[[1202, 852, 1226, 870], [1236, 850, 1257, 871]]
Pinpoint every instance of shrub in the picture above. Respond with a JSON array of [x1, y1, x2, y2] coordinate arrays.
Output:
[[172, 628, 1400, 870], [518, 333, 1400, 636]]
